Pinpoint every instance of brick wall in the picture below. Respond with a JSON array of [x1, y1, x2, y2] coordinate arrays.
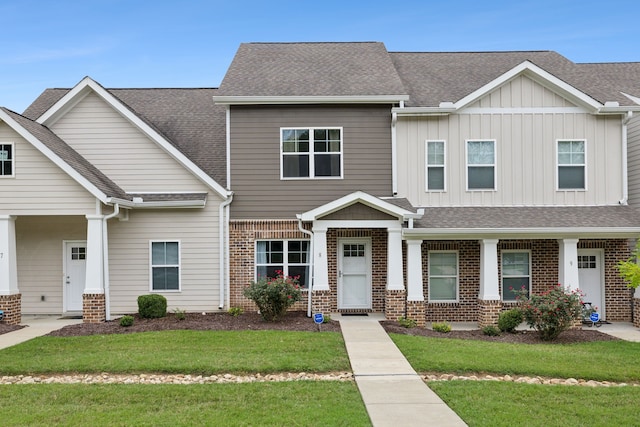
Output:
[[477, 300, 502, 327], [0, 294, 21, 325], [385, 289, 405, 321], [634, 298, 640, 328], [406, 300, 426, 327], [83, 293, 106, 323]]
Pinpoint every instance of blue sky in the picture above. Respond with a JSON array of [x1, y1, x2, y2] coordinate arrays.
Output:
[[1, 0, 638, 113]]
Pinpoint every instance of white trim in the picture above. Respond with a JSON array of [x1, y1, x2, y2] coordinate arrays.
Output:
[[213, 95, 410, 105], [149, 240, 182, 293], [337, 237, 372, 310], [501, 249, 531, 302], [0, 141, 15, 178], [428, 250, 459, 303], [459, 107, 587, 114], [62, 240, 87, 312], [280, 127, 344, 180], [577, 248, 605, 319], [403, 227, 640, 240], [425, 140, 446, 192], [466, 139, 497, 191], [556, 139, 587, 191]]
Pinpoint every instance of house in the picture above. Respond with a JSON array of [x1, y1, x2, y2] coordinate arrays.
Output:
[[2, 42, 640, 328]]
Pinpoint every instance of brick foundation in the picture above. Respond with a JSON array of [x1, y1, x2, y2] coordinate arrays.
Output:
[[312, 290, 332, 315], [478, 300, 502, 328], [406, 300, 426, 327], [0, 294, 21, 325], [83, 293, 106, 323], [634, 298, 640, 328], [385, 289, 405, 321]]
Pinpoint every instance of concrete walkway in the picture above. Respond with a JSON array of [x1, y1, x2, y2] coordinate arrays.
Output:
[[0, 315, 83, 350], [337, 314, 467, 427]]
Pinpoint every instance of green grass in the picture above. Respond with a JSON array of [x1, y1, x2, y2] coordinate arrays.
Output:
[[0, 382, 370, 427], [0, 330, 350, 375], [429, 381, 640, 427], [389, 334, 640, 382]]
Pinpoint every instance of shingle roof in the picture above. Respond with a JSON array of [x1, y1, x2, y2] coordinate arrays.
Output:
[[216, 42, 407, 97], [2, 108, 129, 200]]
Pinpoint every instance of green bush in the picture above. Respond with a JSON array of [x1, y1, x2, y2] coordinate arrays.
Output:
[[432, 321, 452, 333], [482, 325, 500, 336], [498, 308, 523, 333], [137, 294, 167, 319], [398, 316, 417, 328], [243, 273, 302, 321], [173, 307, 186, 321], [228, 307, 244, 317], [119, 315, 134, 327]]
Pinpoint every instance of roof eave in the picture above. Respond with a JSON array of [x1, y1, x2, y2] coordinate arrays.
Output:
[[403, 227, 640, 240], [213, 95, 409, 105]]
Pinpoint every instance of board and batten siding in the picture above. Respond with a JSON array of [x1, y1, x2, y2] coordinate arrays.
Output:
[[627, 114, 640, 207], [0, 123, 97, 215], [50, 92, 208, 193], [107, 201, 222, 313], [396, 76, 624, 207], [230, 105, 393, 219]]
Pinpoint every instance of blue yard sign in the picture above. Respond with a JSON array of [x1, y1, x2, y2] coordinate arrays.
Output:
[[590, 312, 600, 322], [314, 313, 324, 324]]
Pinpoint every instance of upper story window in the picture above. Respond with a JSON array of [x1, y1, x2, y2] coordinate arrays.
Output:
[[256, 240, 310, 289], [557, 140, 585, 190], [150, 241, 180, 291], [281, 128, 342, 179], [466, 140, 495, 190], [0, 143, 14, 177], [425, 140, 445, 191], [428, 251, 458, 302]]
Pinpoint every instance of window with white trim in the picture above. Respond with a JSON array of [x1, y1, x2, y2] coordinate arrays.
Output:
[[557, 140, 585, 190], [150, 241, 180, 291], [466, 140, 496, 190], [256, 240, 310, 288], [0, 143, 14, 177], [428, 251, 458, 302], [502, 251, 530, 301], [426, 140, 445, 191], [281, 128, 342, 179]]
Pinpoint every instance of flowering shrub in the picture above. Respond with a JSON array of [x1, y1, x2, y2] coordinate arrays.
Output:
[[515, 284, 583, 341], [243, 272, 302, 321]]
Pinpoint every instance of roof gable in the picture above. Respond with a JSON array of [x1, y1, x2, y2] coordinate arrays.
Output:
[[298, 191, 420, 221]]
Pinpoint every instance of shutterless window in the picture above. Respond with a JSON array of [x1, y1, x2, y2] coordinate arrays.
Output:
[[467, 140, 495, 190], [502, 251, 530, 302], [0, 143, 14, 177], [281, 128, 342, 179], [557, 140, 585, 190], [256, 240, 310, 288], [151, 241, 180, 291], [426, 140, 445, 191], [428, 251, 458, 302]]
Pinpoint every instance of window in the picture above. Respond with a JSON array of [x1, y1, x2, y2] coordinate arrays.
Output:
[[578, 255, 597, 269], [0, 143, 14, 177], [151, 241, 180, 291], [256, 240, 310, 288], [71, 247, 86, 260], [502, 251, 530, 301], [557, 140, 585, 190], [426, 140, 445, 191], [281, 128, 342, 179], [428, 251, 458, 301], [466, 140, 495, 190]]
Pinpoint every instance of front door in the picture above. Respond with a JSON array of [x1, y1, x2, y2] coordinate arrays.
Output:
[[338, 239, 371, 309], [64, 241, 86, 312], [578, 249, 604, 319]]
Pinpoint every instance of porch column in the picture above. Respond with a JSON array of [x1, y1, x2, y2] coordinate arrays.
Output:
[[387, 227, 404, 291], [558, 239, 579, 291], [478, 239, 501, 327], [406, 239, 424, 301], [84, 215, 106, 323], [311, 225, 329, 291], [0, 215, 19, 295]]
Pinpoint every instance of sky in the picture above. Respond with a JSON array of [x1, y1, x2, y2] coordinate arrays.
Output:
[[1, 0, 639, 113]]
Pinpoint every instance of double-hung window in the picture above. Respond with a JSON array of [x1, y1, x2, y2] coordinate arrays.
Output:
[[557, 140, 585, 190], [426, 140, 445, 191], [281, 128, 342, 179], [256, 240, 310, 288], [466, 140, 496, 190], [502, 251, 530, 301], [428, 251, 458, 302], [0, 143, 14, 177], [150, 241, 180, 291]]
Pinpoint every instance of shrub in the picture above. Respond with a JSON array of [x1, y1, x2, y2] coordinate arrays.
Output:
[[498, 308, 523, 333], [228, 307, 244, 317], [482, 325, 500, 336], [243, 272, 302, 321], [119, 315, 134, 327], [173, 308, 186, 321], [432, 321, 452, 333], [137, 294, 167, 319], [398, 316, 417, 328], [515, 284, 583, 341]]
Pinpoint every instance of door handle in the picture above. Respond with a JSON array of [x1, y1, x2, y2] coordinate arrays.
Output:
[[339, 270, 343, 277]]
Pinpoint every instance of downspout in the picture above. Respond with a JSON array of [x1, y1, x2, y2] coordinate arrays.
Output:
[[297, 216, 314, 317], [391, 110, 398, 196], [102, 203, 120, 321], [620, 111, 633, 205], [219, 192, 234, 310]]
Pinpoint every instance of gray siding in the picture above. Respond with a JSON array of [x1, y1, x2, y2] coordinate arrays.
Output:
[[628, 114, 640, 207], [230, 105, 393, 219]]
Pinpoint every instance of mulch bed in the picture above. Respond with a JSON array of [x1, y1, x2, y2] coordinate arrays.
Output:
[[0, 324, 24, 335]]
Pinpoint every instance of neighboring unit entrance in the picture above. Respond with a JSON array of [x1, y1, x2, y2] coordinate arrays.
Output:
[[337, 238, 371, 309], [578, 249, 604, 319], [64, 241, 87, 312]]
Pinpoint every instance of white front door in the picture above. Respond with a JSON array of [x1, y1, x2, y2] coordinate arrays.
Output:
[[578, 250, 604, 319], [64, 241, 86, 312], [338, 239, 371, 309]]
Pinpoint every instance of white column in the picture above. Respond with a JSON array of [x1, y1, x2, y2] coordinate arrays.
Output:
[[84, 215, 105, 294], [311, 225, 329, 291], [479, 239, 500, 300], [387, 227, 404, 291], [406, 239, 424, 301], [0, 215, 19, 295], [558, 238, 580, 291]]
